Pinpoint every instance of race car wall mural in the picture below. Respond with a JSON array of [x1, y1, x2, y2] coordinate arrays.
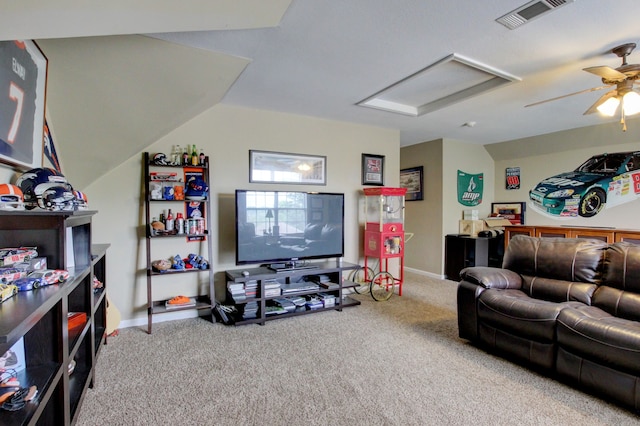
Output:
[[529, 151, 640, 218]]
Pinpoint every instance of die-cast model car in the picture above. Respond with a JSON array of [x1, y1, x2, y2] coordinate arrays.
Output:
[[0, 267, 28, 284], [0, 247, 38, 267], [14, 269, 70, 291], [0, 284, 18, 303]]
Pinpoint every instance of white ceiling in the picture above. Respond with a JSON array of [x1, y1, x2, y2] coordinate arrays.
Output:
[[151, 0, 640, 146], [3, 0, 640, 185]]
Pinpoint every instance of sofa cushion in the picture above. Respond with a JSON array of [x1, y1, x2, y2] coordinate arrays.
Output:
[[477, 289, 584, 342], [459, 266, 522, 289], [502, 235, 606, 284], [521, 275, 598, 305], [592, 285, 640, 322], [557, 305, 640, 376], [604, 242, 640, 293]]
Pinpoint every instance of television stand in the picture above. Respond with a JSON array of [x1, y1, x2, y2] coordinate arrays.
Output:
[[224, 260, 361, 326]]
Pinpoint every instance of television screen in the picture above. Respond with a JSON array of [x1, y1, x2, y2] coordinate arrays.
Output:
[[235, 190, 344, 268]]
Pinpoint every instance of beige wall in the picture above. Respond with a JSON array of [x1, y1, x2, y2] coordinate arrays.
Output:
[[400, 139, 443, 275], [401, 138, 494, 277], [85, 104, 399, 325]]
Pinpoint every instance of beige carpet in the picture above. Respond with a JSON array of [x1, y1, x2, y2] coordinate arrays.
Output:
[[76, 273, 638, 425]]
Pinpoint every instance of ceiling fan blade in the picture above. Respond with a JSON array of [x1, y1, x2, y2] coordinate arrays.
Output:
[[525, 85, 612, 108], [583, 66, 627, 81], [583, 90, 617, 115]]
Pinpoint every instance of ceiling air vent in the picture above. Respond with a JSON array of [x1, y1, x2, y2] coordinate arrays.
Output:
[[496, 0, 575, 30]]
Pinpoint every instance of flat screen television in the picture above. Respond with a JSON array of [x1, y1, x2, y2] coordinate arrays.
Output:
[[235, 190, 344, 270]]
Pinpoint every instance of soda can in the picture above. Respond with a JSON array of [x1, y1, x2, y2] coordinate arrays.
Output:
[[197, 218, 205, 234], [188, 219, 197, 235]]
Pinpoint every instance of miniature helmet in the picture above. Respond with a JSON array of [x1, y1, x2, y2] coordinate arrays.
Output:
[[185, 176, 208, 200], [15, 168, 72, 210], [73, 190, 89, 210], [152, 153, 169, 165], [39, 186, 76, 211], [0, 184, 25, 210]]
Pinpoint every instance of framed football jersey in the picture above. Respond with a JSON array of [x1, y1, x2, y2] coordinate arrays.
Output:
[[0, 40, 47, 170]]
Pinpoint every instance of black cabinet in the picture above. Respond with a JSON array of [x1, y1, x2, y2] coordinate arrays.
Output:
[[445, 234, 503, 280], [0, 210, 108, 425]]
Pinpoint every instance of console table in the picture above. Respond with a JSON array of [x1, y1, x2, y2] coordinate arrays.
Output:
[[224, 261, 360, 325]]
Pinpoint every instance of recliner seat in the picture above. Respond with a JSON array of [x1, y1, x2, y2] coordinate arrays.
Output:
[[456, 235, 640, 411]]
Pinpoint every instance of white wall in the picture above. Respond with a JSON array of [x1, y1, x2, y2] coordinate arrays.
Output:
[[85, 104, 399, 324]]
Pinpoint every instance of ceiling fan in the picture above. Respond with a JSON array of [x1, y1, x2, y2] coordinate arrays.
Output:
[[526, 42, 640, 131]]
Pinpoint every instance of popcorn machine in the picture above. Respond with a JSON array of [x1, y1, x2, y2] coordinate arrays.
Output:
[[363, 187, 407, 299]]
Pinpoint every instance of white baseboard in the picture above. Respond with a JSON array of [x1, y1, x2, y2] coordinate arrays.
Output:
[[404, 266, 446, 280], [118, 309, 202, 330]]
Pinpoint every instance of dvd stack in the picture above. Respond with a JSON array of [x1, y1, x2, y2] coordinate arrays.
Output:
[[228, 282, 246, 303], [273, 298, 296, 313], [245, 280, 258, 299], [318, 292, 336, 308], [242, 301, 258, 319], [305, 296, 323, 310], [285, 295, 307, 311], [264, 279, 282, 297]]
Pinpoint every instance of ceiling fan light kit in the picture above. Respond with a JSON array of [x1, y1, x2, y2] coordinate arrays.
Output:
[[527, 42, 640, 131]]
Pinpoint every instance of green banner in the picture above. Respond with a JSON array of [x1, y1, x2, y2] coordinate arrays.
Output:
[[457, 170, 483, 206]]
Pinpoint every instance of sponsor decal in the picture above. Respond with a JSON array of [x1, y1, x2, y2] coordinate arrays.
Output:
[[506, 167, 520, 190], [457, 170, 483, 206]]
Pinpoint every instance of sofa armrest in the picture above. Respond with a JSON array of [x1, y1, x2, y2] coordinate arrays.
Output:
[[460, 266, 522, 290]]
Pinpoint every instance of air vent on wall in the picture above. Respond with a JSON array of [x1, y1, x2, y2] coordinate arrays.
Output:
[[496, 0, 576, 30]]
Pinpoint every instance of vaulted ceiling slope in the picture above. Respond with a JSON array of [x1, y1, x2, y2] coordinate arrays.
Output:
[[37, 36, 250, 188], [8, 1, 292, 188]]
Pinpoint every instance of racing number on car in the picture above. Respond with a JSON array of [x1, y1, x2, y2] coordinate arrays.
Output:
[[633, 174, 640, 194]]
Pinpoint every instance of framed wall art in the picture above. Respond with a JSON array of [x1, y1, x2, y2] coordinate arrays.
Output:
[[249, 150, 326, 185], [0, 40, 48, 170], [362, 153, 384, 186], [400, 166, 424, 201], [491, 202, 526, 225]]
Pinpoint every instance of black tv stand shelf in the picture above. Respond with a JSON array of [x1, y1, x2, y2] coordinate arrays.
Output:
[[268, 263, 319, 272], [224, 261, 360, 326]]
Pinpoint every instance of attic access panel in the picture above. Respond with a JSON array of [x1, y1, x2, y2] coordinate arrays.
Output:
[[357, 54, 521, 117]]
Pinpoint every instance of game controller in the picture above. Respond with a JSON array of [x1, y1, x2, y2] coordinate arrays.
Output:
[[242, 270, 250, 277]]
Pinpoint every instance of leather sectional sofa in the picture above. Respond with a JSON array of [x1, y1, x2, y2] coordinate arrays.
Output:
[[457, 234, 640, 411]]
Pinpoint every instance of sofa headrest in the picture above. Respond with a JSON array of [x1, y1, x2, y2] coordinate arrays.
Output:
[[503, 235, 606, 284], [604, 242, 640, 292]]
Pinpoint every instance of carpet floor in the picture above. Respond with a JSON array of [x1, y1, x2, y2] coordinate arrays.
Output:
[[76, 272, 638, 425]]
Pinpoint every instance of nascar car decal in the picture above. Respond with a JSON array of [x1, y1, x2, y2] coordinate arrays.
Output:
[[529, 151, 640, 218]]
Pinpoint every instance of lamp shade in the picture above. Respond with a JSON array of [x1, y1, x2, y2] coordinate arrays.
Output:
[[597, 96, 620, 116], [623, 91, 640, 116], [265, 209, 273, 219]]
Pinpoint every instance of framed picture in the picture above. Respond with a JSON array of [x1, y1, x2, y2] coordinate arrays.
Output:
[[362, 153, 384, 186], [249, 150, 326, 185], [491, 202, 526, 225], [400, 166, 424, 201], [0, 40, 48, 170]]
